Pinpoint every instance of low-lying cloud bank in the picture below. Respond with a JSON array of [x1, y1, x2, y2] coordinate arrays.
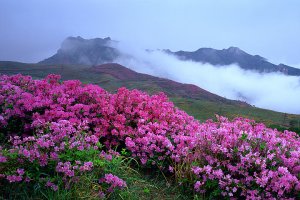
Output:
[[112, 42, 300, 114]]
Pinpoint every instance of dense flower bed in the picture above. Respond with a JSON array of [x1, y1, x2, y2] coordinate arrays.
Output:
[[0, 74, 299, 199], [190, 116, 300, 199]]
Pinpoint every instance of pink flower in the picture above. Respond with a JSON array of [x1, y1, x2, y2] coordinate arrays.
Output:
[[6, 175, 22, 183], [17, 168, 25, 176], [99, 173, 127, 193], [0, 155, 7, 163], [46, 180, 58, 191]]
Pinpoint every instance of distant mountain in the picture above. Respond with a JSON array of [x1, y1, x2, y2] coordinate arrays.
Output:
[[40, 36, 300, 76], [165, 47, 300, 76], [39, 36, 120, 65]]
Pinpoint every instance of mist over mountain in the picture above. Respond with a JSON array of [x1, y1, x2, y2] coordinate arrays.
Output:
[[39, 36, 120, 65], [40, 36, 300, 76], [39, 36, 300, 76], [164, 47, 300, 76], [89, 63, 245, 104]]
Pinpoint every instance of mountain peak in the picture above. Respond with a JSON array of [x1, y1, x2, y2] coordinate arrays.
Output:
[[61, 36, 113, 47], [39, 36, 120, 65], [226, 47, 245, 55], [195, 47, 215, 52], [168, 46, 300, 76]]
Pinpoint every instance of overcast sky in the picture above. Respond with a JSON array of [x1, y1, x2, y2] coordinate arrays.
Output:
[[0, 0, 300, 66]]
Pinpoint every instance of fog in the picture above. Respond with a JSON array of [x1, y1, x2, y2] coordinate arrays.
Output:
[[113, 43, 300, 114]]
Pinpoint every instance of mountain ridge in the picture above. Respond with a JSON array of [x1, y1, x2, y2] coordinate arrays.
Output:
[[39, 36, 300, 76], [164, 47, 300, 76]]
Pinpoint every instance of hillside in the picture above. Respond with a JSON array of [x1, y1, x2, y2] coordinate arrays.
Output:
[[89, 63, 244, 103], [1, 61, 299, 128], [0, 61, 242, 104]]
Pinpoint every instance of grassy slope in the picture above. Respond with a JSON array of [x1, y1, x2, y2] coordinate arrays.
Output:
[[171, 97, 299, 126], [0, 61, 299, 128]]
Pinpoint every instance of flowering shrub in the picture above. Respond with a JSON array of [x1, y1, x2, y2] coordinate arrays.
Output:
[[0, 74, 199, 197], [0, 74, 299, 199], [99, 173, 127, 193], [188, 116, 300, 199]]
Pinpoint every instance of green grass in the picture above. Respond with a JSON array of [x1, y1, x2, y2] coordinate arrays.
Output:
[[171, 97, 300, 128], [0, 155, 196, 200], [107, 159, 194, 200]]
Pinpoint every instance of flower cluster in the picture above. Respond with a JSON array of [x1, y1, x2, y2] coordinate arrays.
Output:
[[45, 180, 58, 191], [0, 74, 299, 199], [0, 74, 199, 196], [189, 116, 300, 199], [6, 168, 25, 183], [99, 173, 127, 193], [0, 74, 200, 165]]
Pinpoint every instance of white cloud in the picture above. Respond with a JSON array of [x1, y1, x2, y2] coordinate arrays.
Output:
[[113, 42, 300, 114]]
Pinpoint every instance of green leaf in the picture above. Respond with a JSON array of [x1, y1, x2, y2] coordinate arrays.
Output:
[[260, 142, 266, 150], [240, 132, 248, 141]]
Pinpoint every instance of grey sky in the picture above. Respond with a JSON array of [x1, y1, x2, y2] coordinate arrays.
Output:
[[0, 0, 300, 65]]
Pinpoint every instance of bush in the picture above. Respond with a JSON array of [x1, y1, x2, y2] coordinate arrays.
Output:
[[187, 116, 300, 199], [0, 74, 199, 198], [0, 74, 299, 199]]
